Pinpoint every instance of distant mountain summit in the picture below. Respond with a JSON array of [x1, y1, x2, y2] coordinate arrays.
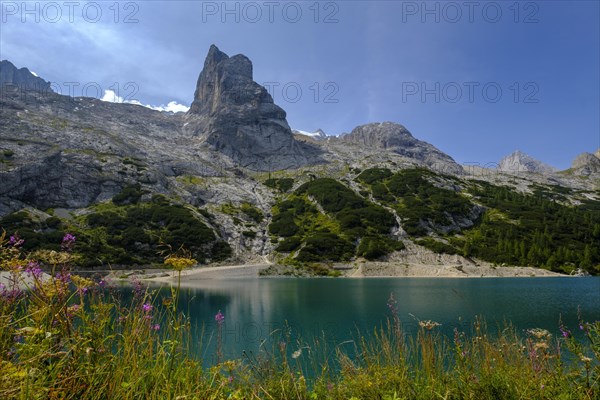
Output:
[[338, 122, 463, 174], [184, 45, 322, 171], [499, 150, 556, 174], [292, 129, 328, 140], [571, 151, 600, 176], [0, 60, 52, 92]]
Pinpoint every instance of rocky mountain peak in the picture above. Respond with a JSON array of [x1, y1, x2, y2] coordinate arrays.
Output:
[[498, 150, 556, 174], [571, 152, 600, 176], [339, 121, 463, 174], [0, 60, 52, 92], [184, 45, 322, 171], [293, 128, 328, 140]]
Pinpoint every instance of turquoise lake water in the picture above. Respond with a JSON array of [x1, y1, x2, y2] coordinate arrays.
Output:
[[144, 277, 600, 362]]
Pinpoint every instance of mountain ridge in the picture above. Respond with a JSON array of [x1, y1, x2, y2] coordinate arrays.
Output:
[[1, 46, 599, 275]]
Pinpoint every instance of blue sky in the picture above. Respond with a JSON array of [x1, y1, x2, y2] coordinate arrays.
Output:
[[1, 0, 598, 169]]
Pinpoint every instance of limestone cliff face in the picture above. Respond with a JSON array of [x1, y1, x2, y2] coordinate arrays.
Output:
[[184, 45, 323, 171], [338, 122, 463, 175]]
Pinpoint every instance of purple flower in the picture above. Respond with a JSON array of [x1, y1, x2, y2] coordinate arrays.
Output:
[[142, 303, 153, 313], [215, 310, 225, 326], [152, 324, 160, 331], [61, 233, 76, 252], [132, 279, 145, 299], [98, 279, 107, 288], [25, 262, 42, 280], [55, 271, 71, 284], [560, 326, 571, 338], [8, 234, 24, 248]]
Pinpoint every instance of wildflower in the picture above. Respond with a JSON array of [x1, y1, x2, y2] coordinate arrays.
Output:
[[71, 275, 94, 295], [418, 320, 441, 330], [580, 355, 592, 363], [534, 342, 549, 351], [387, 293, 398, 314], [24, 261, 43, 280], [215, 310, 225, 325], [8, 233, 24, 248], [292, 349, 302, 359], [152, 324, 160, 331], [164, 255, 197, 271], [142, 303, 153, 313], [132, 279, 145, 299], [55, 271, 71, 284], [61, 233, 76, 252], [559, 326, 571, 338], [66, 304, 80, 318], [527, 328, 551, 340]]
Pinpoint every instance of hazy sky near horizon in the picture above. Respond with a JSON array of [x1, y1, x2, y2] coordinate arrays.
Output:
[[1, 0, 598, 169]]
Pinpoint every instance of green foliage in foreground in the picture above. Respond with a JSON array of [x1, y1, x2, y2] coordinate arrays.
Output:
[[1, 238, 599, 399]]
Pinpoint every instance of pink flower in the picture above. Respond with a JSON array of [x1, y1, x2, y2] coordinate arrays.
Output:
[[142, 303, 153, 313], [215, 310, 225, 325], [152, 324, 160, 331], [61, 233, 76, 251]]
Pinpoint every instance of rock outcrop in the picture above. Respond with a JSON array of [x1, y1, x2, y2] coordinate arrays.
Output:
[[184, 45, 323, 171], [338, 122, 463, 174], [571, 152, 600, 176], [499, 150, 556, 175], [0, 60, 52, 92]]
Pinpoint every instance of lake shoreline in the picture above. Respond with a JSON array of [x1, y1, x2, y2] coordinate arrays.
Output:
[[97, 262, 569, 285]]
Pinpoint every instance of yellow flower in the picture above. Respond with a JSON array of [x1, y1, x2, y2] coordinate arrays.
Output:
[[527, 328, 551, 340], [164, 256, 197, 271], [71, 275, 95, 289], [419, 320, 441, 330], [33, 250, 72, 265]]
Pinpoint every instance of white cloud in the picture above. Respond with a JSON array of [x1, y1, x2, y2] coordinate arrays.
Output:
[[100, 89, 189, 113]]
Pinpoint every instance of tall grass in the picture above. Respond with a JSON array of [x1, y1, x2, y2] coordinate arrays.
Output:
[[0, 232, 598, 399]]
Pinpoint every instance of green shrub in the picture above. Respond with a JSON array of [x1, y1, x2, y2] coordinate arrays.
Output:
[[265, 178, 294, 192], [240, 203, 263, 223], [269, 212, 299, 237], [275, 236, 302, 252], [112, 183, 144, 205], [296, 233, 354, 262]]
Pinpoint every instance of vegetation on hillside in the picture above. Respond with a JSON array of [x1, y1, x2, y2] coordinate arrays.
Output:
[[269, 178, 404, 263], [1, 167, 599, 274], [356, 168, 600, 274], [0, 192, 231, 267]]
